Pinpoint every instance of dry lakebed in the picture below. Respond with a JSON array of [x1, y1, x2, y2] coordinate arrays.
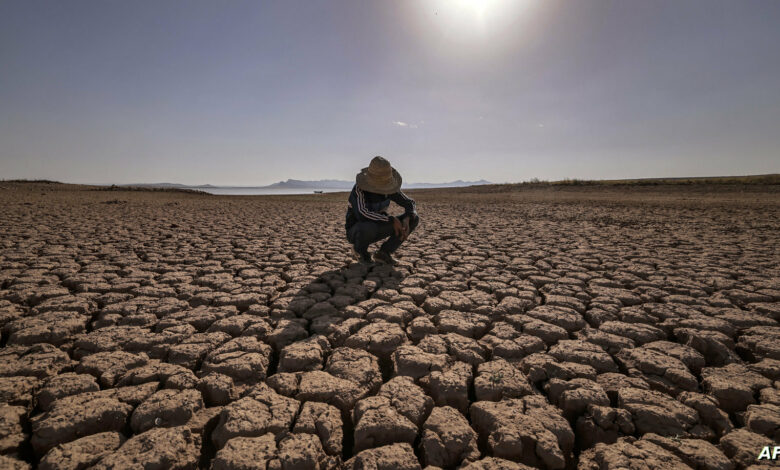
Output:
[[0, 181, 778, 469]]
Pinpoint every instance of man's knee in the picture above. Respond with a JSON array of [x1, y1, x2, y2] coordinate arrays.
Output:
[[407, 213, 420, 232]]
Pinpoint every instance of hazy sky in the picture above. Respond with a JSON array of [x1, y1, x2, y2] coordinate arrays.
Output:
[[1, 0, 779, 185]]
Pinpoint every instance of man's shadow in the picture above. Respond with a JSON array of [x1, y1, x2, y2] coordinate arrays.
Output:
[[269, 259, 412, 367], [265, 260, 411, 460]]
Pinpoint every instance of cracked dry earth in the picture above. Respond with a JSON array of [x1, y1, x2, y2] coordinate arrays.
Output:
[[1, 182, 779, 470]]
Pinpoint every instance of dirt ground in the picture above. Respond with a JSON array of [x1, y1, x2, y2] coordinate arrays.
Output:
[[1, 181, 778, 469]]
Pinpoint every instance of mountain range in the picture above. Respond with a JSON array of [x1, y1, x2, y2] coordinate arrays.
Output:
[[122, 179, 491, 190]]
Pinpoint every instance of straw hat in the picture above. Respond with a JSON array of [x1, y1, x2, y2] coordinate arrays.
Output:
[[356, 156, 402, 194]]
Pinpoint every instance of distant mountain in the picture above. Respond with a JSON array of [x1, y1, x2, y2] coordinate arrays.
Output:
[[121, 179, 491, 190], [265, 179, 353, 189], [125, 182, 224, 188], [263, 179, 492, 189], [405, 179, 491, 189], [123, 182, 188, 188]]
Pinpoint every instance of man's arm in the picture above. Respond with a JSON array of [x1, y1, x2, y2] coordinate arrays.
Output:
[[353, 187, 391, 222], [390, 191, 417, 217]]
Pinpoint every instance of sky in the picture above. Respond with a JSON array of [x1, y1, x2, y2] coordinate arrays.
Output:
[[1, 0, 779, 185]]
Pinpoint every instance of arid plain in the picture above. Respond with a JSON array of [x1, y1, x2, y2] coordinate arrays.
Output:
[[1, 181, 779, 469]]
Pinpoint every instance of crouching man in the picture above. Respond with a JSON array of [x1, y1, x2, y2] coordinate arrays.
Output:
[[345, 156, 419, 265]]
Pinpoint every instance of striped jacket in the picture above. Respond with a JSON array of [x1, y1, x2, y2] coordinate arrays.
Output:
[[345, 184, 416, 229]]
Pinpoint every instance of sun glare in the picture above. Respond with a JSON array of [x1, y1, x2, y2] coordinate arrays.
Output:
[[455, 0, 500, 18], [427, 0, 535, 39]]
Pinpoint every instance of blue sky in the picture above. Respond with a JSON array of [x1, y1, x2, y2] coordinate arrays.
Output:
[[1, 0, 779, 185]]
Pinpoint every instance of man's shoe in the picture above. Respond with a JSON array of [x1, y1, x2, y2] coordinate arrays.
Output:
[[373, 250, 397, 265]]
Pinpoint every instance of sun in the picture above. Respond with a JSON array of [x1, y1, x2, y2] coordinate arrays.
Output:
[[428, 0, 534, 37]]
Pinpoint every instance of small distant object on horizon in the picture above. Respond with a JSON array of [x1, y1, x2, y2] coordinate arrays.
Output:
[[313, 190, 323, 194]]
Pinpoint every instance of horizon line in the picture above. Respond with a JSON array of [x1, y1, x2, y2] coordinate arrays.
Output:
[[3, 173, 778, 188]]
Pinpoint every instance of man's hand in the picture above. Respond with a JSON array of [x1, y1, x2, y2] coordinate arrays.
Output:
[[392, 217, 404, 239], [392, 217, 410, 241]]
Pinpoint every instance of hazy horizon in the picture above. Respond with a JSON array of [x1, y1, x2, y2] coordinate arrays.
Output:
[[2, 1, 779, 185], [91, 178, 493, 187], [7, 174, 780, 188]]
